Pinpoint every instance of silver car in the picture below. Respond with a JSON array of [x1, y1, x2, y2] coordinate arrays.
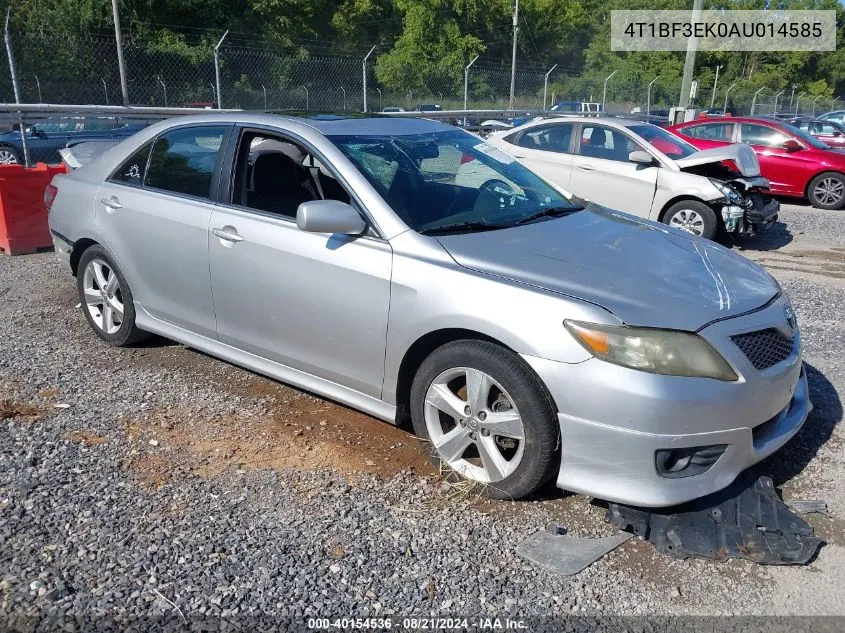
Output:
[[47, 113, 810, 507]]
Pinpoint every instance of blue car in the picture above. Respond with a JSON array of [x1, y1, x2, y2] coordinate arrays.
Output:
[[0, 116, 151, 165]]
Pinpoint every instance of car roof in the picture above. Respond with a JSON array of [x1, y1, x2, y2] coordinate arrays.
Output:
[[673, 116, 787, 127], [141, 112, 455, 136], [521, 116, 647, 129]]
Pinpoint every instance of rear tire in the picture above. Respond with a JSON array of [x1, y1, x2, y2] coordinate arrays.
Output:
[[76, 245, 148, 346], [807, 172, 845, 210], [410, 340, 559, 500], [662, 200, 718, 240]]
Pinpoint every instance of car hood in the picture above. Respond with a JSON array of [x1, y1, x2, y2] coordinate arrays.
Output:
[[436, 206, 778, 331], [674, 143, 760, 177]]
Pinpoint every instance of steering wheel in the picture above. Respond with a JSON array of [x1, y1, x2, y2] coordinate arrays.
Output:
[[479, 178, 515, 196]]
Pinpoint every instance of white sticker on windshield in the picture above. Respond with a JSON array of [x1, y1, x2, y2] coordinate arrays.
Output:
[[474, 142, 515, 164]]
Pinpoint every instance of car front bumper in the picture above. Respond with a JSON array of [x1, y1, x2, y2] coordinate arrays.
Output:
[[521, 295, 810, 507]]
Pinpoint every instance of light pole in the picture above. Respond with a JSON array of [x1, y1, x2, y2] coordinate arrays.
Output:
[[795, 92, 805, 116], [34, 75, 41, 103], [464, 54, 479, 113], [362, 45, 376, 113], [811, 95, 822, 116], [710, 64, 722, 108], [213, 30, 228, 109], [750, 87, 765, 115], [543, 63, 557, 110], [773, 89, 785, 115], [158, 76, 167, 107], [723, 82, 737, 115], [647, 76, 659, 119], [602, 70, 617, 113], [788, 84, 797, 110]]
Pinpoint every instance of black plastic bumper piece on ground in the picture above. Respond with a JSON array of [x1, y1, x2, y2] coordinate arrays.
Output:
[[605, 473, 823, 564]]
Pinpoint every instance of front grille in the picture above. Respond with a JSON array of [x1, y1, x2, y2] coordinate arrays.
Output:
[[731, 328, 794, 370]]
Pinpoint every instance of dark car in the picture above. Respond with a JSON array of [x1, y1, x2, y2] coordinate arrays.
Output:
[[0, 116, 150, 165], [785, 117, 845, 148], [417, 104, 442, 112]]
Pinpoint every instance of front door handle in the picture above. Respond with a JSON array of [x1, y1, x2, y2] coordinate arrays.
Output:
[[100, 196, 122, 211], [211, 227, 244, 243], [576, 164, 594, 171]]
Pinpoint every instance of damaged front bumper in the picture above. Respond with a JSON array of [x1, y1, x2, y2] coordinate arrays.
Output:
[[720, 196, 779, 235]]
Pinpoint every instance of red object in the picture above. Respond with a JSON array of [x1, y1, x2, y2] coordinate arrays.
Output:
[[0, 163, 68, 255], [667, 116, 845, 201]]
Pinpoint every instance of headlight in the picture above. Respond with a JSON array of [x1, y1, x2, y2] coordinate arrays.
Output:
[[709, 178, 744, 206], [564, 320, 738, 381]]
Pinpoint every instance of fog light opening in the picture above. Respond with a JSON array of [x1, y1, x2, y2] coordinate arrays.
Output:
[[655, 444, 728, 479]]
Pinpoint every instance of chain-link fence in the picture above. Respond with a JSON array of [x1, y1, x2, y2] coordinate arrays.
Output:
[[0, 29, 842, 118]]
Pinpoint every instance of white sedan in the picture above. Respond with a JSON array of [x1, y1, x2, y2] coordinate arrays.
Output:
[[486, 117, 779, 240]]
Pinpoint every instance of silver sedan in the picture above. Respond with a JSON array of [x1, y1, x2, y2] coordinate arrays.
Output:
[[47, 113, 810, 506]]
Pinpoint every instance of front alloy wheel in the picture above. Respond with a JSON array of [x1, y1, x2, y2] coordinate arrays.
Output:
[[424, 367, 526, 483], [410, 340, 559, 499]]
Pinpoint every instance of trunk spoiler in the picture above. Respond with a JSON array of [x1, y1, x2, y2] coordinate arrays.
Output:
[[58, 141, 120, 169]]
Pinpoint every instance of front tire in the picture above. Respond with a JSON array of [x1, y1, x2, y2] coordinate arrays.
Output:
[[663, 200, 718, 240], [0, 146, 20, 165], [76, 245, 148, 346], [410, 340, 559, 500], [808, 172, 845, 210]]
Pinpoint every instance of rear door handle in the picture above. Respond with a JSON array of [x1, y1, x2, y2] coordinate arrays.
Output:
[[576, 164, 594, 171], [100, 196, 122, 210], [211, 227, 244, 243]]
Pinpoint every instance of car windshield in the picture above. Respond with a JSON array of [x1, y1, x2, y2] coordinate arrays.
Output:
[[628, 124, 698, 159], [329, 129, 578, 233]]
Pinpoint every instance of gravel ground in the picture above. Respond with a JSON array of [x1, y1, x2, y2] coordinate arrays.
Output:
[[1, 202, 844, 628]]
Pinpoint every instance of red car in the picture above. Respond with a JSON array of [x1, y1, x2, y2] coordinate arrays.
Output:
[[786, 117, 845, 149], [668, 116, 845, 209]]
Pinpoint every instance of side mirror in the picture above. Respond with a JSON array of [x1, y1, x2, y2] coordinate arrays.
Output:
[[629, 150, 655, 165], [296, 199, 367, 235], [26, 126, 40, 136], [782, 139, 802, 152]]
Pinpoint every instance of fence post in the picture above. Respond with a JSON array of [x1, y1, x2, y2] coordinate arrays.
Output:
[[362, 45, 376, 113], [262, 84, 267, 109], [214, 30, 228, 109], [751, 87, 765, 115], [34, 75, 41, 103], [647, 76, 659, 118], [102, 78, 109, 105], [602, 70, 617, 113], [303, 86, 308, 110], [811, 95, 822, 116], [543, 64, 557, 110], [723, 82, 737, 115], [341, 86, 346, 111], [3, 8, 29, 167], [773, 89, 785, 115], [710, 64, 721, 108], [158, 76, 167, 107], [794, 92, 804, 116], [464, 54, 479, 124]]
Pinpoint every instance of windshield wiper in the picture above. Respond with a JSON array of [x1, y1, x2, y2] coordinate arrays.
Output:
[[419, 221, 511, 235], [515, 205, 584, 225]]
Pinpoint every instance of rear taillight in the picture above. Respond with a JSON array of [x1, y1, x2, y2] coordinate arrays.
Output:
[[44, 184, 58, 210]]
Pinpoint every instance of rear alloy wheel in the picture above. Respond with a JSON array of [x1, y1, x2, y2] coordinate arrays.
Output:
[[663, 200, 718, 240], [808, 172, 845, 210], [0, 147, 20, 164], [76, 245, 148, 346], [410, 340, 559, 500]]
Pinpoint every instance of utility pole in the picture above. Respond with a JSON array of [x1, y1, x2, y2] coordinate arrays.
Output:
[[4, 7, 29, 166], [679, 0, 704, 107], [362, 45, 376, 113], [214, 30, 228, 109], [710, 64, 722, 108], [111, 0, 129, 105], [509, 0, 519, 110]]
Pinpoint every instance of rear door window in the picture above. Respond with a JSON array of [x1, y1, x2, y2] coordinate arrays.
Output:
[[514, 124, 574, 154], [145, 126, 229, 200], [683, 122, 734, 141]]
